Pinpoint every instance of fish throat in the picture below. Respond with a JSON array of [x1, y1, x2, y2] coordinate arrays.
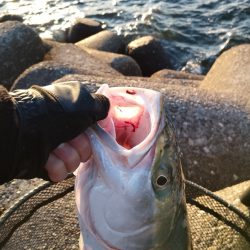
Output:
[[98, 88, 152, 149]]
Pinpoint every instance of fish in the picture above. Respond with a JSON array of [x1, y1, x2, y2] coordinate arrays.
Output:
[[74, 84, 192, 250]]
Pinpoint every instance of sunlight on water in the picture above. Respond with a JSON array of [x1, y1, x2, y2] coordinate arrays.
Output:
[[1, 0, 250, 74]]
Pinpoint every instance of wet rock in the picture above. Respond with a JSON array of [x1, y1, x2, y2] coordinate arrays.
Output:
[[54, 74, 250, 191], [83, 47, 142, 76], [0, 21, 46, 89], [52, 29, 68, 43], [66, 18, 103, 43], [0, 14, 23, 23], [11, 61, 112, 90], [76, 30, 125, 53], [43, 41, 121, 77], [126, 36, 172, 76], [200, 44, 250, 108], [151, 69, 204, 81]]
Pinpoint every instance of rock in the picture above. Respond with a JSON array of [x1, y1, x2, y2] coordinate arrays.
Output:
[[189, 180, 250, 250], [11, 61, 113, 90], [43, 41, 121, 77], [54, 74, 201, 89], [83, 47, 142, 76], [0, 14, 23, 23], [151, 69, 204, 81], [0, 21, 46, 89], [42, 39, 62, 52], [66, 18, 103, 43], [54, 74, 250, 191], [126, 36, 172, 76], [76, 30, 125, 53], [200, 44, 250, 108], [52, 29, 68, 43]]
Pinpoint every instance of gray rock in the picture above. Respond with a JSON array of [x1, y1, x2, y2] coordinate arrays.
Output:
[[11, 61, 113, 90], [0, 21, 46, 89], [151, 69, 204, 81], [126, 36, 172, 76], [83, 47, 142, 76], [200, 44, 250, 109], [43, 41, 121, 77], [76, 30, 125, 53], [54, 73, 201, 88], [52, 29, 68, 43], [54, 74, 250, 191], [66, 18, 103, 43], [0, 14, 23, 23]]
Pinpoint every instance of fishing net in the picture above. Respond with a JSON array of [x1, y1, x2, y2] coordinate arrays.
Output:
[[0, 176, 249, 250]]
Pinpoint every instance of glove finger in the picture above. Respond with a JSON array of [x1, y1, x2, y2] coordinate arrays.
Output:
[[91, 93, 110, 121]]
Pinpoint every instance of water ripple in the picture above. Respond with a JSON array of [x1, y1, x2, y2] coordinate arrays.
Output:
[[1, 0, 250, 74]]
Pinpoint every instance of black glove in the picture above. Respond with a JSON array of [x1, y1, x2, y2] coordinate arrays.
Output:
[[8, 81, 109, 181]]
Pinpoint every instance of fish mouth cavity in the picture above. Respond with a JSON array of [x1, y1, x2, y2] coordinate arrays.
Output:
[[97, 84, 162, 151]]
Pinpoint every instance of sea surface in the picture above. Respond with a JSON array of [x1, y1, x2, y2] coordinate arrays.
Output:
[[1, 0, 250, 74]]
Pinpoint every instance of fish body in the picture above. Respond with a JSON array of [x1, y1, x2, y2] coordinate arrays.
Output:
[[75, 84, 191, 250]]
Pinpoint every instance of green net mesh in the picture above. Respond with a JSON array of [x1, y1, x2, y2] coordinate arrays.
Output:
[[0, 177, 249, 250]]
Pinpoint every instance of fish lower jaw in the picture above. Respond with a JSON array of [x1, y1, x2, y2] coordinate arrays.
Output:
[[81, 222, 156, 250]]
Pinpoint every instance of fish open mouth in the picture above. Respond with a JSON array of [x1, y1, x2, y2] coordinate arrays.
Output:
[[98, 86, 152, 149]]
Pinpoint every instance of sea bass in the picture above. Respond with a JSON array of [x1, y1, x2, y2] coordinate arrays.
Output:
[[75, 84, 192, 250]]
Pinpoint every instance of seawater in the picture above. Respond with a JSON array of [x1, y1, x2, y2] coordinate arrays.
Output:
[[1, 0, 250, 74]]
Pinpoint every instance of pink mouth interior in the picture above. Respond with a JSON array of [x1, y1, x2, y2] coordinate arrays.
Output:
[[98, 90, 151, 149]]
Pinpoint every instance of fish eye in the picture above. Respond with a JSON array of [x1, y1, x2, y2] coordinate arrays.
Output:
[[155, 175, 169, 188]]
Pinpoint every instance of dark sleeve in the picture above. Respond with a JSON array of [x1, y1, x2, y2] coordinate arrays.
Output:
[[0, 85, 19, 184]]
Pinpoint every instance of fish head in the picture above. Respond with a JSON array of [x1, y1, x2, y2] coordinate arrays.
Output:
[[75, 84, 191, 250]]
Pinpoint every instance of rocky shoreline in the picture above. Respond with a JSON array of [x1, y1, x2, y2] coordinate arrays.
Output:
[[0, 15, 250, 217]]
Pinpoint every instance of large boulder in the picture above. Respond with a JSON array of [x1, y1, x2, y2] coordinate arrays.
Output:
[[200, 44, 250, 108], [126, 36, 172, 76], [66, 18, 103, 43], [0, 14, 23, 23], [83, 47, 142, 76], [0, 21, 46, 89], [55, 73, 201, 88], [43, 41, 121, 77], [76, 30, 125, 53], [11, 61, 111, 90]]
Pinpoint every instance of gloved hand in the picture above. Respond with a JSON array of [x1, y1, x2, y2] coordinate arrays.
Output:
[[9, 81, 109, 181]]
